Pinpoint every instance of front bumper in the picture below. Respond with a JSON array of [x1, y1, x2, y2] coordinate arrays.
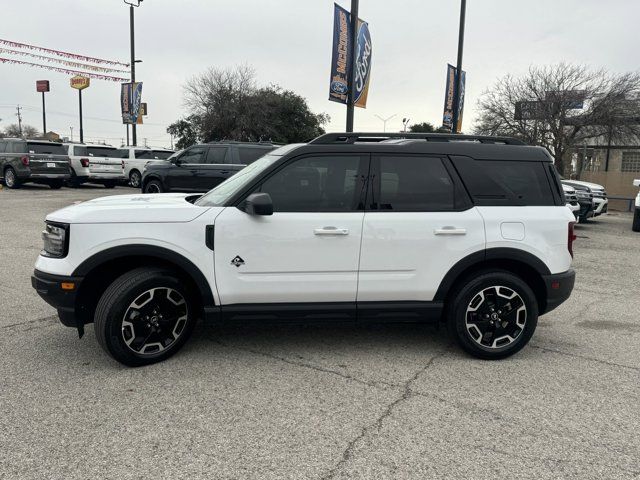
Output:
[[541, 269, 575, 314], [31, 269, 83, 329], [593, 198, 608, 215]]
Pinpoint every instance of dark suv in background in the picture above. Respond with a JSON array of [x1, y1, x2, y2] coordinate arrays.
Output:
[[141, 141, 277, 193], [0, 138, 71, 189]]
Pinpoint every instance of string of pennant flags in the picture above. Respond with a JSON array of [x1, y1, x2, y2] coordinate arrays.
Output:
[[0, 57, 129, 82], [0, 38, 130, 82], [0, 47, 130, 74]]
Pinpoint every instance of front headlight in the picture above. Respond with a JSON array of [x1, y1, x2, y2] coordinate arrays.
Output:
[[575, 190, 591, 199], [41, 222, 69, 258]]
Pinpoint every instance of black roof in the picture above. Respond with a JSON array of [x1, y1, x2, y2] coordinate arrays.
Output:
[[295, 132, 552, 162], [204, 140, 277, 146]]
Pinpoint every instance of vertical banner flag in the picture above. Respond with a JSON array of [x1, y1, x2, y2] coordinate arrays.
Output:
[[442, 64, 466, 132], [328, 3, 372, 108], [121, 82, 143, 124]]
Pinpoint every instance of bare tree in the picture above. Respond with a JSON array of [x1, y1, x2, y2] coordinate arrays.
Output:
[[474, 64, 640, 174], [3, 123, 40, 138]]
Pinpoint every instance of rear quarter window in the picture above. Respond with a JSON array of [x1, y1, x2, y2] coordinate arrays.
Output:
[[238, 146, 275, 165], [451, 157, 555, 206]]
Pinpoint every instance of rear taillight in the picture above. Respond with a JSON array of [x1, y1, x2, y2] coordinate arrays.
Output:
[[21, 155, 29, 166], [80, 158, 90, 167], [568, 222, 577, 258]]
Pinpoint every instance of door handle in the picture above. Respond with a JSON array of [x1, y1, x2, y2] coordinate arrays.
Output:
[[434, 226, 467, 235], [314, 226, 349, 236]]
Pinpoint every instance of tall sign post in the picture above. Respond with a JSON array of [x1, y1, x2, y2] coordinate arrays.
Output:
[[345, 0, 359, 132], [124, 0, 143, 146], [70, 76, 90, 143], [36, 80, 50, 134], [450, 0, 467, 133]]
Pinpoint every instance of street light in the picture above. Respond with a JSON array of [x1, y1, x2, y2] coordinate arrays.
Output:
[[402, 117, 411, 133], [374, 114, 397, 132], [124, 0, 143, 146]]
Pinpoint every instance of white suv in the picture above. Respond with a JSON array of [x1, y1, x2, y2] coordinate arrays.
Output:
[[562, 179, 608, 217], [64, 143, 125, 188], [116, 146, 175, 188], [32, 133, 576, 366], [633, 179, 640, 232]]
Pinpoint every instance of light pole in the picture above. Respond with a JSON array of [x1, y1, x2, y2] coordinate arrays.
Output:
[[124, 0, 143, 146], [374, 114, 396, 132], [451, 0, 466, 134], [402, 117, 410, 133], [70, 126, 74, 142], [345, 0, 359, 132]]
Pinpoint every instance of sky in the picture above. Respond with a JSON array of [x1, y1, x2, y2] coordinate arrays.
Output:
[[1, 0, 638, 149]]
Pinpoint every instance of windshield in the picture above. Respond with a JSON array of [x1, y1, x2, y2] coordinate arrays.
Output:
[[195, 153, 281, 207], [26, 142, 66, 155]]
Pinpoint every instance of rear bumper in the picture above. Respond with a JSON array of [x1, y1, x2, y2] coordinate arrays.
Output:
[[541, 269, 575, 315], [31, 269, 83, 328]]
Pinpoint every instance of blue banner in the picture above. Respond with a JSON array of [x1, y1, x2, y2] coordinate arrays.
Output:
[[121, 82, 143, 124], [328, 4, 372, 108], [328, 3, 351, 104], [442, 64, 465, 132]]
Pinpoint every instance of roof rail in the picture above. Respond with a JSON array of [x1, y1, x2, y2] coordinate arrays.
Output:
[[309, 132, 525, 145]]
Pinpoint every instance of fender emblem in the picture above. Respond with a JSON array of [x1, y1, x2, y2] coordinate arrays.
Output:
[[231, 256, 245, 267]]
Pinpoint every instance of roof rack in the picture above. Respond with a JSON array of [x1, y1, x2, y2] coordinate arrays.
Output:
[[309, 132, 525, 145]]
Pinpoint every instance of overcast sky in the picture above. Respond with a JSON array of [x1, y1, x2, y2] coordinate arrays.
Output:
[[1, 0, 638, 148]]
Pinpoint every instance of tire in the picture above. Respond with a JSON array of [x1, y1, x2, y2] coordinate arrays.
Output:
[[49, 180, 63, 190], [3, 167, 20, 189], [129, 169, 142, 188], [143, 179, 164, 194], [103, 181, 116, 189], [446, 270, 539, 360], [94, 267, 197, 367], [66, 170, 82, 188], [633, 208, 640, 232]]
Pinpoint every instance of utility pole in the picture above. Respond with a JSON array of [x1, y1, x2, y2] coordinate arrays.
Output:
[[16, 105, 23, 137], [345, 0, 359, 132], [125, 0, 142, 146], [451, 0, 466, 134], [70, 126, 74, 142]]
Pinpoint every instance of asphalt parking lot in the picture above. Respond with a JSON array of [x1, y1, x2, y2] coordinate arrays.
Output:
[[1, 185, 639, 480]]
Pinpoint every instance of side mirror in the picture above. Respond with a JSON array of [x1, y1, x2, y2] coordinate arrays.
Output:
[[244, 192, 273, 216], [171, 157, 182, 166]]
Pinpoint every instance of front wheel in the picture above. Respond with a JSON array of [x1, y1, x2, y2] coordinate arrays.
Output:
[[3, 167, 20, 189], [633, 207, 640, 232], [94, 268, 197, 366], [143, 179, 164, 193], [129, 169, 142, 188], [447, 270, 538, 360]]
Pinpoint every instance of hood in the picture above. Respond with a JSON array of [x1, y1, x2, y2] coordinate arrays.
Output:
[[564, 180, 605, 191], [47, 193, 210, 224]]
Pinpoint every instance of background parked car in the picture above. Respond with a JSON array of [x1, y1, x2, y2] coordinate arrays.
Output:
[[64, 143, 125, 188], [563, 179, 608, 217], [0, 138, 70, 189], [116, 146, 175, 188], [562, 180, 594, 222], [562, 183, 580, 219], [141, 141, 276, 193], [633, 179, 640, 232]]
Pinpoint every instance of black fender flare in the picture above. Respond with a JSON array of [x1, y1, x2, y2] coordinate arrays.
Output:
[[433, 247, 551, 302], [72, 244, 215, 307]]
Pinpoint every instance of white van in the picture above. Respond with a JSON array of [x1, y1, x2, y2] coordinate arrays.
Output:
[[64, 143, 125, 188]]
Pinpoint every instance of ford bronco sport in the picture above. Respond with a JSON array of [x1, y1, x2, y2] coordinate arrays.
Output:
[[31, 133, 576, 366]]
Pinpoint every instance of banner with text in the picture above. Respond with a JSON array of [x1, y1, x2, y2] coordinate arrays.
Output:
[[121, 82, 143, 124], [328, 3, 372, 108], [442, 64, 466, 132]]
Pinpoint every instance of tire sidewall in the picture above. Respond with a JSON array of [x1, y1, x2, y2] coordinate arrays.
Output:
[[97, 272, 196, 366], [144, 180, 163, 193], [129, 170, 141, 188], [448, 271, 539, 360], [4, 168, 18, 188]]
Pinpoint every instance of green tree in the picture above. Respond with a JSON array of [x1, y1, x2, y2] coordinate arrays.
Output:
[[168, 65, 329, 146], [408, 122, 436, 133]]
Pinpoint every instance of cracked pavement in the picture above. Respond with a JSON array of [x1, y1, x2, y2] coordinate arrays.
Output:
[[1, 185, 639, 479]]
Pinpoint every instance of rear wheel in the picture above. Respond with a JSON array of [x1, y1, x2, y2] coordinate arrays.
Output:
[[129, 169, 142, 188], [447, 270, 538, 360], [633, 207, 640, 232], [103, 180, 116, 189], [94, 268, 197, 367], [143, 179, 164, 193], [3, 167, 20, 189], [49, 180, 63, 189]]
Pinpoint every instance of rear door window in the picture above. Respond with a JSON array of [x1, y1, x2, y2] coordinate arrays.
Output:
[[205, 146, 229, 164], [0, 141, 6, 153], [86, 147, 119, 157], [238, 146, 273, 165], [179, 147, 206, 164], [451, 157, 555, 206], [373, 155, 456, 211]]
